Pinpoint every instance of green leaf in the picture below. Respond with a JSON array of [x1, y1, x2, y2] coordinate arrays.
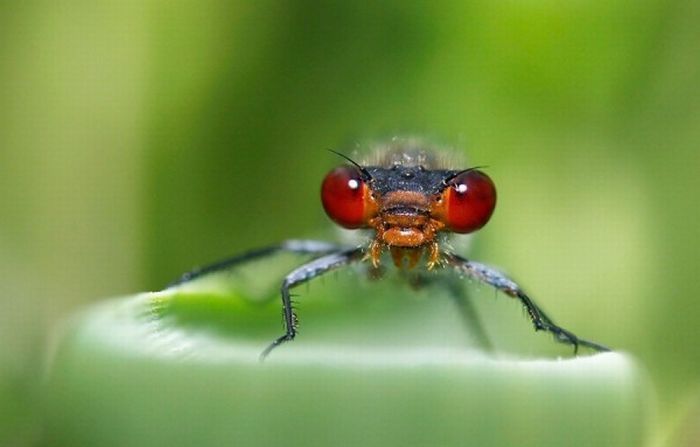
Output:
[[44, 260, 653, 447]]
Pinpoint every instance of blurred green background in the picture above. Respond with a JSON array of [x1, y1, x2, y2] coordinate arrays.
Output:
[[1, 1, 699, 445]]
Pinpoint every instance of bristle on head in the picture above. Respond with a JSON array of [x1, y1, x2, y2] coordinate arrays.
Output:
[[353, 137, 465, 169]]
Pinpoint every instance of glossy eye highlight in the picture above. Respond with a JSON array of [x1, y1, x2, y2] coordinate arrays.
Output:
[[321, 166, 370, 228], [442, 170, 497, 233]]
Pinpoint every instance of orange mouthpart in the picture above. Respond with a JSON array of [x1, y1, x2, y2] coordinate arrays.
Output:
[[367, 190, 444, 269]]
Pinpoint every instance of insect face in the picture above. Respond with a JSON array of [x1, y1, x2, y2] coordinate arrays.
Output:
[[321, 156, 497, 269], [173, 141, 611, 359]]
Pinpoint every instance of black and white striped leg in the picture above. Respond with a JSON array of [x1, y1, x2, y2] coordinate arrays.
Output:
[[443, 252, 610, 353], [168, 240, 347, 287], [260, 247, 364, 360]]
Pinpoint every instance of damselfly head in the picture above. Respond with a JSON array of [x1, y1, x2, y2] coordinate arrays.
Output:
[[321, 139, 496, 269]]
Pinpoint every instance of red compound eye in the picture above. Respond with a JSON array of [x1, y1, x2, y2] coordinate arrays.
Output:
[[321, 166, 371, 229], [443, 170, 497, 233]]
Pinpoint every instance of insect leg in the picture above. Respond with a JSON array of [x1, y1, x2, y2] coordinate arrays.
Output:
[[409, 272, 494, 351], [442, 277, 494, 352], [443, 252, 610, 353], [168, 240, 347, 287], [260, 247, 364, 360]]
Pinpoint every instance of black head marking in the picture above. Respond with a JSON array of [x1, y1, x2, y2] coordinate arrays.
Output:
[[365, 165, 460, 196]]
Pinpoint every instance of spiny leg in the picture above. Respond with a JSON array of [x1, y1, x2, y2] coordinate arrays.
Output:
[[168, 240, 346, 287], [443, 252, 610, 353], [260, 247, 364, 360]]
